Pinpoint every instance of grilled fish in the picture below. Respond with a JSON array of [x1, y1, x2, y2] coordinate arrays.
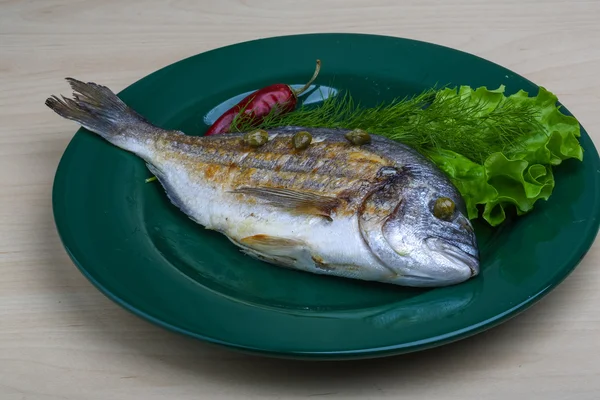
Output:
[[46, 78, 479, 287]]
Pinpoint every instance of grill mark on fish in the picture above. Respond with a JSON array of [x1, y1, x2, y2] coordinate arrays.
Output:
[[160, 135, 391, 179], [156, 134, 398, 216], [154, 130, 417, 221]]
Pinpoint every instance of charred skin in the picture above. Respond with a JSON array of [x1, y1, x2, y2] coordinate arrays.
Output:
[[152, 129, 398, 216]]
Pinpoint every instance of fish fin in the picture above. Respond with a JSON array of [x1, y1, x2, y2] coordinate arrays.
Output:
[[239, 235, 322, 271], [232, 187, 340, 219], [240, 234, 303, 248], [146, 163, 193, 218], [236, 235, 305, 268], [45, 78, 166, 152], [235, 235, 336, 275], [146, 163, 162, 177]]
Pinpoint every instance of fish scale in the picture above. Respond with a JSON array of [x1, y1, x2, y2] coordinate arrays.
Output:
[[156, 133, 390, 202], [161, 133, 390, 180]]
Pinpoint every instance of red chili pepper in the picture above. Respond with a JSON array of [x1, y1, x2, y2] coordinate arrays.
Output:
[[205, 60, 321, 136]]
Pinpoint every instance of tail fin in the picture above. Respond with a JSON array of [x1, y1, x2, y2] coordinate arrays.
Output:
[[45, 78, 163, 151]]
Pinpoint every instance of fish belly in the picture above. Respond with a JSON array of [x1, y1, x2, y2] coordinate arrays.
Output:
[[148, 156, 393, 283]]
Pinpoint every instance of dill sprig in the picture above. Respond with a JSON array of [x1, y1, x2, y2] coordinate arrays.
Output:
[[232, 87, 543, 164]]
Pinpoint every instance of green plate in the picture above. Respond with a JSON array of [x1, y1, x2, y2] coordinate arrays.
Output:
[[52, 33, 600, 359]]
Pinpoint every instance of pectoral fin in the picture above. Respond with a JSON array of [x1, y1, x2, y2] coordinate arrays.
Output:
[[232, 187, 340, 219]]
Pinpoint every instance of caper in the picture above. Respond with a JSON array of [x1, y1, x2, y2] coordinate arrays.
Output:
[[243, 129, 269, 147], [345, 128, 371, 145], [433, 197, 455, 220], [292, 131, 312, 150]]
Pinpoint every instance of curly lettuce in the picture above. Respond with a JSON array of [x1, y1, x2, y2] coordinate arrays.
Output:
[[428, 86, 583, 226]]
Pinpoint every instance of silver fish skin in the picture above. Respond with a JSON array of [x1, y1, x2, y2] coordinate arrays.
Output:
[[46, 78, 479, 287]]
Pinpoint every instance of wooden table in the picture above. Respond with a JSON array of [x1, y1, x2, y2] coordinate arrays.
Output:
[[2, 1, 599, 399]]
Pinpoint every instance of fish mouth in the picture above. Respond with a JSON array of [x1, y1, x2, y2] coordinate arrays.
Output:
[[426, 237, 480, 278]]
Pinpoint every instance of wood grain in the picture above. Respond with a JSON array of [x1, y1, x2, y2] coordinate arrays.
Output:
[[1, 0, 599, 399]]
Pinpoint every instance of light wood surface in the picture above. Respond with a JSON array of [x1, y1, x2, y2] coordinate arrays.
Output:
[[1, 1, 599, 399]]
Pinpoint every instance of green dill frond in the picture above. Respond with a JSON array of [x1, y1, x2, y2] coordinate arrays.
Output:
[[231, 86, 542, 163]]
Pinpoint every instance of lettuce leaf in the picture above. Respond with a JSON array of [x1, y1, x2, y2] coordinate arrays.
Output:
[[428, 86, 583, 226]]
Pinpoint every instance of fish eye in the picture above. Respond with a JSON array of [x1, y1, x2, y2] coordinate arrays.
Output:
[[433, 197, 455, 221]]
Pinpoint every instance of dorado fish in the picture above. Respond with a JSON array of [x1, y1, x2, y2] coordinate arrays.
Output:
[[46, 78, 479, 287]]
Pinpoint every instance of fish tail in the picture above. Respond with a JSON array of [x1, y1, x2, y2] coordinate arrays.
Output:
[[45, 78, 164, 151]]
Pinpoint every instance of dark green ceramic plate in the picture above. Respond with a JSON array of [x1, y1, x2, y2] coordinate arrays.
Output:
[[52, 33, 600, 359]]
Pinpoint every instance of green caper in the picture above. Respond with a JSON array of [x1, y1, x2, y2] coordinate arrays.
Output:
[[345, 128, 371, 145], [433, 197, 455, 220], [292, 131, 312, 150], [243, 129, 269, 147]]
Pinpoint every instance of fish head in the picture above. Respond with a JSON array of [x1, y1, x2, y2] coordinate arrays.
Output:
[[360, 168, 479, 287]]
